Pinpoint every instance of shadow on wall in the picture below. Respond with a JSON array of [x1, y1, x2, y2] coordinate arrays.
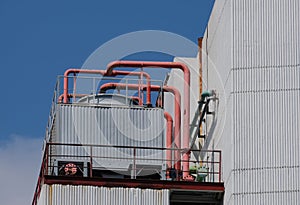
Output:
[[202, 97, 219, 151]]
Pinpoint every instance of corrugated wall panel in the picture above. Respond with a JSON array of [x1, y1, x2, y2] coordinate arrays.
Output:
[[54, 105, 165, 171], [202, 0, 300, 204], [231, 0, 300, 203], [201, 0, 234, 204], [56, 105, 164, 147], [233, 0, 300, 68], [37, 184, 169, 205]]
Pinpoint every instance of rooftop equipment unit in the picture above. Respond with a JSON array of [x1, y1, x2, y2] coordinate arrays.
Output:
[[50, 84, 166, 179]]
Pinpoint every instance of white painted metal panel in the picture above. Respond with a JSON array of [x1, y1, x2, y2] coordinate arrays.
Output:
[[231, 0, 300, 203], [201, 0, 234, 204], [165, 57, 200, 144], [200, 0, 300, 204], [37, 184, 169, 205], [52, 104, 165, 174], [163, 56, 203, 170], [56, 105, 164, 148]]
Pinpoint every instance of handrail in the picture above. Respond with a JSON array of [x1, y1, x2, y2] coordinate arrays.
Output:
[[32, 144, 49, 205], [32, 142, 222, 204], [44, 79, 61, 142]]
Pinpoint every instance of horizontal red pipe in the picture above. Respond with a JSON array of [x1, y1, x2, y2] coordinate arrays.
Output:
[[106, 61, 190, 179]]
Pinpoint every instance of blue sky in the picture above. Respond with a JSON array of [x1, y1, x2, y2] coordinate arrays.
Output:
[[0, 0, 214, 141], [0, 0, 214, 204]]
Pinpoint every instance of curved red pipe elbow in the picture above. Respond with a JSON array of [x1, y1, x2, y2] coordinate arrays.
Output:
[[106, 60, 190, 76], [106, 60, 191, 178], [63, 69, 106, 104], [63, 68, 152, 105]]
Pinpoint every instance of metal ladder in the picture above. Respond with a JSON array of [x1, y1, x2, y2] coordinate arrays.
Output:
[[189, 90, 216, 160]]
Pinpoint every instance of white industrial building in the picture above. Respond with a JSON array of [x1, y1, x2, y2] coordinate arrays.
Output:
[[169, 0, 299, 204], [33, 0, 299, 204]]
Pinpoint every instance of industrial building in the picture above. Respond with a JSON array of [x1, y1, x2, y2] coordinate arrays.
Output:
[[200, 0, 300, 204], [33, 0, 299, 204], [32, 62, 224, 205]]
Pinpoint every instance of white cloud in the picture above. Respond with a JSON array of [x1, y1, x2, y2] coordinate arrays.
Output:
[[0, 135, 43, 205]]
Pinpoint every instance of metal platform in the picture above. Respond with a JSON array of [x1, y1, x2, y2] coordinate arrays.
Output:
[[43, 175, 224, 205]]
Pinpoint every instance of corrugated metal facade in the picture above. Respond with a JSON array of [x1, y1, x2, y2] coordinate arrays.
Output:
[[37, 184, 169, 205], [201, 0, 300, 204], [52, 104, 165, 171], [55, 104, 164, 146], [201, 0, 234, 204]]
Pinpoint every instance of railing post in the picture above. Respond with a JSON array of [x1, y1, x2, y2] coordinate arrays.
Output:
[[208, 153, 212, 182], [93, 77, 96, 95], [133, 147, 136, 179], [90, 146, 93, 178], [219, 151, 222, 183], [45, 143, 49, 175], [138, 73, 141, 103], [55, 76, 60, 104], [125, 79, 128, 105]]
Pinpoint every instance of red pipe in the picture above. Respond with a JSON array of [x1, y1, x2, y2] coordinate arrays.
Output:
[[110, 71, 151, 106], [106, 61, 191, 179], [58, 93, 88, 103], [99, 83, 181, 171], [164, 111, 173, 169], [63, 69, 152, 105], [63, 89, 174, 171], [143, 85, 181, 171]]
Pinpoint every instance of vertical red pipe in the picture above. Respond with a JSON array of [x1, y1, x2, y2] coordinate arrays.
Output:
[[153, 85, 181, 171], [57, 93, 175, 178], [106, 61, 191, 178], [164, 112, 173, 169], [99, 83, 181, 171], [112, 71, 151, 105], [63, 69, 105, 103]]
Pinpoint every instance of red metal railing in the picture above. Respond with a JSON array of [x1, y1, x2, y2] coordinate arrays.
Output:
[[32, 142, 222, 205]]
